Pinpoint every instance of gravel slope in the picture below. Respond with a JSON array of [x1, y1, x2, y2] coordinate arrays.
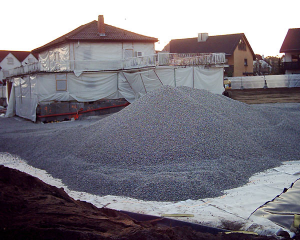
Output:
[[1, 86, 300, 201]]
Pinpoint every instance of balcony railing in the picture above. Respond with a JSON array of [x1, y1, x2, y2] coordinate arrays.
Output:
[[8, 53, 226, 78], [283, 61, 300, 70]]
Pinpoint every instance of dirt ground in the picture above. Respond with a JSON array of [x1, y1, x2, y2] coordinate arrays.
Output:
[[1, 165, 296, 240], [224, 87, 300, 104]]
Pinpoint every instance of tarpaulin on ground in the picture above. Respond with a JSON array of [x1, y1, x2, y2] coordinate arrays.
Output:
[[252, 178, 300, 232]]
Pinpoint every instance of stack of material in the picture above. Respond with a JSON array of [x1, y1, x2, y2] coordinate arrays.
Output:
[[2, 86, 300, 201]]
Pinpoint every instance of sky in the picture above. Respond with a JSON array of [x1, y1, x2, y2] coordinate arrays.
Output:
[[1, 0, 299, 57]]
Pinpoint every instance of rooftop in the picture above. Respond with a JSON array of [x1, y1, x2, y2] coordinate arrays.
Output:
[[280, 28, 300, 53], [0, 50, 37, 63], [33, 17, 158, 53], [164, 33, 255, 59]]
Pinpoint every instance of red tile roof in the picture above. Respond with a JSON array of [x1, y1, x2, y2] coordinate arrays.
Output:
[[280, 28, 300, 53], [0, 50, 36, 62], [165, 33, 255, 60], [33, 20, 158, 53]]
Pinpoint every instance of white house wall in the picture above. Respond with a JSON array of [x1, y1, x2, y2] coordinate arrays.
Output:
[[284, 53, 292, 62], [22, 54, 38, 65], [132, 43, 155, 56]]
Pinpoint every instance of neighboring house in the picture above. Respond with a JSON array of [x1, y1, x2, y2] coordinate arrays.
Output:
[[163, 33, 256, 77], [253, 55, 272, 75], [0, 50, 38, 83], [280, 28, 300, 74], [0, 50, 38, 104]]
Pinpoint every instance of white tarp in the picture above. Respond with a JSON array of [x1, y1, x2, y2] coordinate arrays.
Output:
[[229, 74, 300, 89], [38, 42, 156, 73], [6, 66, 224, 121], [118, 67, 224, 100], [0, 86, 6, 98]]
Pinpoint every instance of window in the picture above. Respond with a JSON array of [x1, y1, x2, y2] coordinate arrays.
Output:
[[3, 71, 9, 78], [7, 57, 14, 65], [28, 58, 35, 63], [238, 39, 246, 51], [244, 58, 248, 66], [56, 73, 67, 91], [135, 51, 143, 57], [292, 54, 299, 62]]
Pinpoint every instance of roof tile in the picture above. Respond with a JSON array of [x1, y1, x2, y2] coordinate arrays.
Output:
[[166, 33, 255, 58], [0, 50, 35, 63], [280, 28, 300, 53], [33, 20, 158, 53]]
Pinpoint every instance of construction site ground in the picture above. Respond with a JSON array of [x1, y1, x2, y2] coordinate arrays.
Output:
[[225, 87, 300, 104], [1, 87, 300, 240]]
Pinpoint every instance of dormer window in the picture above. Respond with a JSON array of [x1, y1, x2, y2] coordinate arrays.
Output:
[[7, 57, 14, 65], [238, 39, 246, 51]]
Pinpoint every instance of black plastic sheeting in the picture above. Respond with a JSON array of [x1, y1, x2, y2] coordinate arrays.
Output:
[[120, 210, 226, 234], [252, 178, 300, 231]]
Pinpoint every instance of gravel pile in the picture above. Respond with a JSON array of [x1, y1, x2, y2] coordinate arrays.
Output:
[[2, 86, 300, 201]]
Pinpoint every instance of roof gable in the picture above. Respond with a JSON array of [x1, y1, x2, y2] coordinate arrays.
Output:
[[168, 33, 255, 59], [0, 50, 33, 63], [33, 20, 158, 53], [280, 28, 300, 53]]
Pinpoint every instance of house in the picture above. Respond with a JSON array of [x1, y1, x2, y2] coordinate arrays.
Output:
[[6, 15, 227, 122], [162, 33, 256, 77], [0, 50, 38, 83], [280, 28, 300, 74], [31, 15, 158, 72], [253, 55, 272, 75], [0, 50, 38, 105]]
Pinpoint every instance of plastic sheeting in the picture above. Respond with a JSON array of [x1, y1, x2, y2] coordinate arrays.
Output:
[[6, 66, 224, 122], [252, 178, 300, 232], [39, 42, 156, 73], [119, 67, 224, 98], [40, 44, 70, 72], [229, 74, 300, 89], [0, 86, 6, 98]]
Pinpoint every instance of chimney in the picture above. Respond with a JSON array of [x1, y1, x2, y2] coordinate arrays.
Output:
[[198, 33, 208, 42], [98, 15, 105, 36]]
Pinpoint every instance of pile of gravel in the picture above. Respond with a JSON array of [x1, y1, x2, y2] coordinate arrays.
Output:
[[2, 86, 300, 201]]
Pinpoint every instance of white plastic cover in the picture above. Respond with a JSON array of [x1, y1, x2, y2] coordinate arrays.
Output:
[[40, 44, 70, 72], [6, 66, 224, 121], [229, 74, 300, 89], [0, 86, 6, 98], [118, 66, 224, 100]]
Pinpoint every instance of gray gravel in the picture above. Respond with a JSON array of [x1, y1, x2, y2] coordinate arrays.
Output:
[[1, 86, 300, 201]]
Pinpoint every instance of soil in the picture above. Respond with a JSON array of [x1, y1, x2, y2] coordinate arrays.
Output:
[[224, 87, 300, 104], [1, 165, 295, 240]]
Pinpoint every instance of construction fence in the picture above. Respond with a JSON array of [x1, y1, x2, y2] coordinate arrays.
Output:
[[228, 74, 300, 89]]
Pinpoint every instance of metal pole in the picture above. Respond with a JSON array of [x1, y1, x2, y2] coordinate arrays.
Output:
[[193, 66, 195, 88], [139, 73, 147, 94], [153, 69, 163, 86], [174, 68, 176, 87]]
